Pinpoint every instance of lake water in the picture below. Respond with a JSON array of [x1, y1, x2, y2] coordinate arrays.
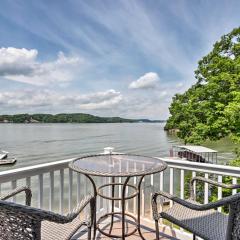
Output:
[[0, 123, 236, 171], [0, 123, 237, 214]]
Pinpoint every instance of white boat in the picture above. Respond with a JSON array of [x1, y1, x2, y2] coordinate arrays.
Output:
[[0, 158, 16, 165], [0, 150, 8, 160], [0, 150, 17, 165]]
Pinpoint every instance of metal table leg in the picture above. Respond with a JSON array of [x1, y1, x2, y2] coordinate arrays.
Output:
[[121, 176, 131, 240], [137, 175, 146, 239], [109, 177, 115, 234]]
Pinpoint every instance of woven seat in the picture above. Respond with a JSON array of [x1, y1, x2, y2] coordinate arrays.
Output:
[[161, 199, 228, 240], [41, 216, 87, 240], [0, 186, 95, 240], [152, 176, 240, 240]]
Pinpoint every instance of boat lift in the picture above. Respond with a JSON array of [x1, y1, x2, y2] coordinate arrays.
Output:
[[170, 145, 218, 164]]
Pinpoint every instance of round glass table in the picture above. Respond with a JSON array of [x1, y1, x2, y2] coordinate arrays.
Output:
[[69, 154, 167, 239]]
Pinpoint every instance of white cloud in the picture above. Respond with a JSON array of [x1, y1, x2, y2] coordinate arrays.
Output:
[[0, 47, 82, 86], [0, 89, 122, 110], [129, 72, 159, 89]]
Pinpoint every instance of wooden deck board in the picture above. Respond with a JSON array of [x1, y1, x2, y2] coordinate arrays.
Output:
[[74, 218, 180, 240]]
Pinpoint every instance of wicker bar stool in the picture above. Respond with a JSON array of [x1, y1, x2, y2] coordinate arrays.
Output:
[[0, 186, 95, 240], [152, 177, 240, 240]]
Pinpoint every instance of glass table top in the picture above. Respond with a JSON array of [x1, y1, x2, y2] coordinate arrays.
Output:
[[69, 154, 167, 177]]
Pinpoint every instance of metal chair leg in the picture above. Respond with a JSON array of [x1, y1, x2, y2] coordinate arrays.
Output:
[[155, 219, 160, 240], [87, 226, 92, 240], [92, 210, 97, 240], [90, 197, 96, 240]]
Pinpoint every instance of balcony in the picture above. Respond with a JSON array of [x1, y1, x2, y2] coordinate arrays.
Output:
[[0, 148, 239, 239]]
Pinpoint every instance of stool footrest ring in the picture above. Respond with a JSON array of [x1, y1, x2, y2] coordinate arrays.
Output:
[[97, 183, 139, 200]]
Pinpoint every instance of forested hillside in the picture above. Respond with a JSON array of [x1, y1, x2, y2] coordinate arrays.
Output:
[[0, 113, 136, 123]]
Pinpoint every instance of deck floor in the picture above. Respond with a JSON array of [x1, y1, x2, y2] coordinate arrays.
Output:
[[75, 218, 180, 240]]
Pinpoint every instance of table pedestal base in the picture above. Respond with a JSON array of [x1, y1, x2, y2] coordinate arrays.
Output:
[[96, 212, 138, 238], [93, 175, 147, 239]]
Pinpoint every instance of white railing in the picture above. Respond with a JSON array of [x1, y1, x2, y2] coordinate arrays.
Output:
[[0, 149, 239, 239], [159, 157, 240, 206], [126, 157, 240, 221], [0, 157, 78, 213]]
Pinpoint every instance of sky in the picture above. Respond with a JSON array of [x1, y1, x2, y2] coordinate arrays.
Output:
[[0, 0, 240, 119]]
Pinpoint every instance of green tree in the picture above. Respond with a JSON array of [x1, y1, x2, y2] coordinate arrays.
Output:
[[166, 28, 240, 214], [166, 27, 240, 153]]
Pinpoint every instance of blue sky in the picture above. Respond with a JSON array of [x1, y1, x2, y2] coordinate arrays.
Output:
[[0, 0, 240, 119]]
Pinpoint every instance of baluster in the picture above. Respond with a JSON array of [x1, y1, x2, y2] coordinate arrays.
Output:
[[232, 177, 237, 195], [96, 176, 100, 212], [169, 168, 173, 207], [118, 161, 122, 209], [77, 173, 81, 203], [26, 177, 31, 206], [38, 174, 43, 209], [169, 167, 174, 229], [83, 173, 88, 217], [159, 172, 163, 225], [11, 180, 17, 202], [59, 169, 64, 214], [150, 174, 154, 217], [160, 172, 163, 191], [204, 173, 209, 204], [133, 162, 137, 215], [180, 169, 185, 232], [26, 177, 31, 189], [217, 175, 222, 212], [68, 169, 73, 212], [180, 170, 184, 199], [192, 171, 196, 196], [108, 176, 111, 213], [49, 171, 54, 211], [103, 176, 108, 213]]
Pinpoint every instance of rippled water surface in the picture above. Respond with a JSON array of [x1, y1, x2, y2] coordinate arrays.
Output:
[[0, 123, 236, 171]]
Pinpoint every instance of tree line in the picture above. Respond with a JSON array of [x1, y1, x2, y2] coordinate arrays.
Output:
[[0, 113, 136, 123]]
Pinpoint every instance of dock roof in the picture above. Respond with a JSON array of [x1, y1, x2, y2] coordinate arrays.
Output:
[[176, 145, 218, 153]]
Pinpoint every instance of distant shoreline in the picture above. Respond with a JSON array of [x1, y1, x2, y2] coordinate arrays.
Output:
[[0, 113, 166, 124]]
